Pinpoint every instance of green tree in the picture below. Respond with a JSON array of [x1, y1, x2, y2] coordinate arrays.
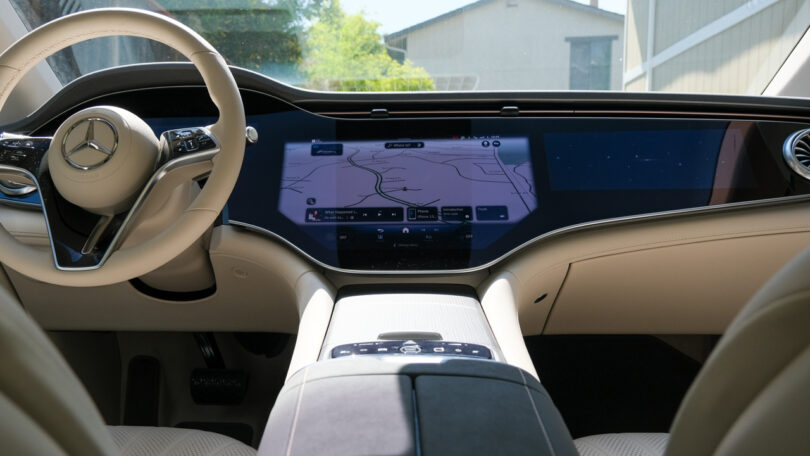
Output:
[[303, 1, 435, 91], [9, 0, 328, 84], [159, 0, 327, 71]]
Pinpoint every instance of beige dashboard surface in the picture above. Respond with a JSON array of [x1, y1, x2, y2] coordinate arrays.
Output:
[[1, 199, 809, 337], [5, 226, 311, 333], [492, 198, 810, 335], [0, 206, 48, 247]]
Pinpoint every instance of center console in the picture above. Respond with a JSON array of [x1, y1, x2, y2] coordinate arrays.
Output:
[[260, 285, 578, 456], [319, 285, 502, 361], [260, 358, 577, 456]]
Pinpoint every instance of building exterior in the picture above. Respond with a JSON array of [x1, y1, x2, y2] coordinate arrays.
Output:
[[384, 0, 625, 91], [623, 0, 810, 94]]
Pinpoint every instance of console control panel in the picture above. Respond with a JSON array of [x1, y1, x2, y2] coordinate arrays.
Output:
[[331, 340, 492, 359]]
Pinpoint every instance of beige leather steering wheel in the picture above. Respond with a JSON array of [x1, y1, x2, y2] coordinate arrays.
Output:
[[0, 8, 245, 286]]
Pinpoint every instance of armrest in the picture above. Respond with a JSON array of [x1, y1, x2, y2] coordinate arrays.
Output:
[[260, 358, 577, 456]]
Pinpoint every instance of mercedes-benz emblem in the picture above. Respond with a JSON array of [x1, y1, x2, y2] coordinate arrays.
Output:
[[61, 117, 119, 170]]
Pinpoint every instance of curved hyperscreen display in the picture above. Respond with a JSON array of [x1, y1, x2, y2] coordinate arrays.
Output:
[[223, 112, 810, 271], [278, 137, 536, 257]]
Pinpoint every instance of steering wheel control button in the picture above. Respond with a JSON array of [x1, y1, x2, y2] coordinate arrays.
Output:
[[331, 341, 492, 359], [183, 139, 199, 152], [0, 135, 49, 174], [165, 128, 218, 156]]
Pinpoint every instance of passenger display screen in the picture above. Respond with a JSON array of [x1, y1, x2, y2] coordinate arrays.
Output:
[[278, 137, 536, 257]]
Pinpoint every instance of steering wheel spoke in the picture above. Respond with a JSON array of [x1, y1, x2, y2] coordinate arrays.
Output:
[[36, 169, 125, 269], [35, 126, 222, 270], [0, 132, 126, 269], [106, 126, 223, 251]]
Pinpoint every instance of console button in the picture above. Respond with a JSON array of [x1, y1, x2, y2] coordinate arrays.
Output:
[[331, 340, 491, 359], [400, 344, 422, 354]]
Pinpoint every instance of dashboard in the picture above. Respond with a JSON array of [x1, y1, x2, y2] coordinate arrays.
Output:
[[228, 113, 810, 271], [3, 64, 810, 272]]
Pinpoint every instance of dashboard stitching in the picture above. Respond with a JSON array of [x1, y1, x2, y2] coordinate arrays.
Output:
[[540, 264, 572, 335], [551, 227, 810, 267]]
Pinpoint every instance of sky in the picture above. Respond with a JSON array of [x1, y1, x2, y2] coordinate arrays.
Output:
[[340, 0, 627, 35]]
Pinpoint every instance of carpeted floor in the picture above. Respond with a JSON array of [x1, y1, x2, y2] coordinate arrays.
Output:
[[524, 335, 703, 439]]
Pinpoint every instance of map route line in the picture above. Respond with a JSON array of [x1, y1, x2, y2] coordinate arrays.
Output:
[[513, 163, 535, 196], [346, 151, 421, 207], [402, 154, 510, 184], [281, 161, 342, 190], [343, 192, 381, 208], [493, 149, 530, 212], [344, 188, 426, 208]]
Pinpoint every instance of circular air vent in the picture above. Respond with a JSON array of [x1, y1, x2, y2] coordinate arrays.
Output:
[[784, 129, 810, 180]]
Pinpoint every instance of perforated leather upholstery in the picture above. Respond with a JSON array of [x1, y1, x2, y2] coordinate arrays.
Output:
[[109, 426, 255, 456], [0, 273, 257, 455], [574, 433, 668, 456]]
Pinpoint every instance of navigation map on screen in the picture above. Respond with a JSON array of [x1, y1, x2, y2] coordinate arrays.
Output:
[[278, 137, 536, 227]]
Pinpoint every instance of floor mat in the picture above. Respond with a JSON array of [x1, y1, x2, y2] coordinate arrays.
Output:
[[524, 335, 702, 439], [123, 356, 160, 426]]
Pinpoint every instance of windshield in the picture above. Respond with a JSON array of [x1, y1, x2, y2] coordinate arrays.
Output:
[[7, 0, 810, 95]]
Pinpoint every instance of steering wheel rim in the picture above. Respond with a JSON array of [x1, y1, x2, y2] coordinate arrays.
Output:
[[0, 8, 245, 287]]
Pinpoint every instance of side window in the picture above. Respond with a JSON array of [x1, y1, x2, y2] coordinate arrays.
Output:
[[567, 36, 616, 90]]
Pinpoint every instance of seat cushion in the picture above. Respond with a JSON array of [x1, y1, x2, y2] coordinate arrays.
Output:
[[574, 433, 668, 456], [108, 426, 255, 456]]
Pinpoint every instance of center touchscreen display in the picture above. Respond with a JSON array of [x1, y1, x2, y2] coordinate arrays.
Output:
[[278, 137, 536, 262]]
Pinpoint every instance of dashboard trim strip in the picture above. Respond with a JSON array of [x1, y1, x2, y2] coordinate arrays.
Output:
[[228, 193, 810, 275], [18, 82, 810, 135], [311, 109, 810, 120]]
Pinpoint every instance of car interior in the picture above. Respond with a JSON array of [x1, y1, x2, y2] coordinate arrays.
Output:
[[0, 3, 809, 456]]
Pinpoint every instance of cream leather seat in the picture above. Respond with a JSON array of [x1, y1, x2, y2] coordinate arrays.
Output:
[[0, 282, 254, 455], [4, 244, 810, 455], [574, 245, 810, 456]]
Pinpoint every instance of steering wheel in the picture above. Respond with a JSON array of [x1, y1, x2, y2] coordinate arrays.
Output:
[[0, 8, 245, 286]]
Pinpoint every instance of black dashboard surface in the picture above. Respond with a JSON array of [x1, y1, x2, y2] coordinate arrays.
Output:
[[4, 64, 810, 272]]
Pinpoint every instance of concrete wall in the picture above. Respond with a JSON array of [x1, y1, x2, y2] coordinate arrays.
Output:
[[387, 0, 624, 90]]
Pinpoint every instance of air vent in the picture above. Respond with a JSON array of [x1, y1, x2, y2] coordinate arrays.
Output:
[[783, 129, 810, 180]]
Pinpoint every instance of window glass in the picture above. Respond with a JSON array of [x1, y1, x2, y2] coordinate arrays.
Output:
[[7, 0, 810, 94], [569, 37, 613, 90]]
